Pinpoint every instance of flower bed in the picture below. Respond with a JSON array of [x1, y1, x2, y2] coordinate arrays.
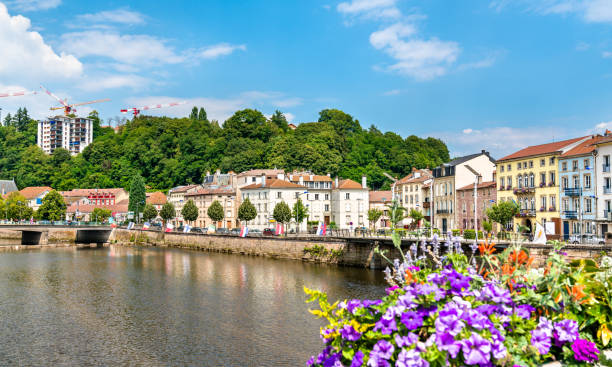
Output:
[[306, 233, 612, 366]]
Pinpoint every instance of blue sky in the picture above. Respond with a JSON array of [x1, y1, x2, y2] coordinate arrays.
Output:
[[1, 0, 612, 158]]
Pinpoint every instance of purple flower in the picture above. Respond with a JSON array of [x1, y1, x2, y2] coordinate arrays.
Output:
[[317, 346, 332, 364], [397, 293, 416, 309], [415, 283, 445, 300], [491, 340, 508, 360], [401, 311, 423, 330], [571, 338, 599, 363], [464, 310, 492, 330], [374, 317, 397, 335], [417, 305, 438, 319], [408, 265, 421, 272], [436, 305, 466, 336], [346, 300, 362, 314], [537, 317, 553, 336], [362, 300, 383, 308], [531, 328, 551, 355], [437, 332, 461, 358], [395, 333, 418, 348], [475, 304, 498, 316], [350, 350, 364, 367], [321, 328, 335, 342], [396, 348, 429, 367], [340, 324, 362, 341], [307, 356, 315, 366], [368, 340, 394, 367], [386, 285, 399, 295], [323, 353, 342, 367], [514, 304, 535, 319], [554, 319, 579, 344], [461, 334, 491, 365], [479, 283, 513, 304]]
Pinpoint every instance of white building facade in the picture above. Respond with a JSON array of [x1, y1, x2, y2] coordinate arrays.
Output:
[[37, 116, 93, 155], [331, 177, 369, 229]]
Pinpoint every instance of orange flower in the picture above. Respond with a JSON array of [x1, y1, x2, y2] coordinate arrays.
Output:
[[566, 284, 590, 304], [509, 249, 529, 265], [479, 240, 496, 256], [405, 270, 414, 284]]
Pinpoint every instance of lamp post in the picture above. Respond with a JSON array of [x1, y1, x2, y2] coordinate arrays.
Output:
[[465, 165, 482, 248]]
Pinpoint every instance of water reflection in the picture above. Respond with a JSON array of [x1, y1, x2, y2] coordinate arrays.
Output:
[[0, 245, 385, 366]]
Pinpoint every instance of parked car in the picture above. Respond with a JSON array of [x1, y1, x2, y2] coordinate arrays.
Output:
[[177, 226, 184, 233], [216, 228, 230, 235], [263, 228, 275, 236], [151, 222, 162, 231], [230, 228, 241, 236], [569, 234, 605, 245], [191, 227, 204, 234], [249, 229, 262, 236]]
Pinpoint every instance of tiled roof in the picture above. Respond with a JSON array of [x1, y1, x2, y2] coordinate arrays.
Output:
[[146, 191, 167, 205], [19, 186, 52, 199], [457, 181, 497, 191], [335, 179, 364, 190], [0, 180, 18, 195], [497, 136, 587, 161], [241, 179, 306, 190], [185, 188, 236, 196], [561, 135, 602, 157], [169, 185, 199, 193], [446, 151, 495, 167], [61, 188, 126, 197], [397, 169, 432, 184], [369, 191, 393, 203], [66, 199, 129, 214], [288, 174, 333, 182], [237, 169, 284, 177]]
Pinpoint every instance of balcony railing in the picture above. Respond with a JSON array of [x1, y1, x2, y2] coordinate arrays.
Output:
[[604, 210, 612, 220], [604, 165, 611, 173], [514, 187, 535, 195], [562, 210, 578, 219], [436, 209, 451, 214], [516, 209, 536, 217], [605, 187, 612, 194], [564, 187, 582, 196]]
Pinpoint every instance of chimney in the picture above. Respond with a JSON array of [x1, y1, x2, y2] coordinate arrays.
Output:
[[309, 174, 313, 181], [278, 172, 285, 180], [335, 176, 339, 188], [206, 171, 210, 176], [481, 149, 486, 155], [299, 176, 304, 185], [326, 173, 331, 177], [362, 176, 367, 189], [261, 173, 266, 187], [216, 169, 220, 176], [289, 174, 294, 181]]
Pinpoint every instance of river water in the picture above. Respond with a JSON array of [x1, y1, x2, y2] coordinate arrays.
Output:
[[0, 245, 385, 366]]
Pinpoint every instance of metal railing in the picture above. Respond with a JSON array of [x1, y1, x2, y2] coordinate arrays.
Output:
[[562, 210, 578, 219], [564, 187, 582, 196], [604, 165, 611, 173], [605, 187, 612, 194]]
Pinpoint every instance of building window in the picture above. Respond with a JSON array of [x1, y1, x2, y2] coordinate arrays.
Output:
[[315, 194, 319, 200], [500, 177, 505, 188], [529, 173, 534, 188], [540, 172, 546, 186], [529, 161, 533, 168], [507, 176, 512, 188], [586, 198, 592, 213], [562, 162, 567, 171], [550, 157, 555, 165], [584, 174, 591, 189], [573, 175, 579, 188], [507, 164, 511, 171], [540, 159, 545, 167], [572, 160, 578, 171], [500, 165, 505, 172], [345, 203, 351, 211], [524, 175, 529, 188], [549, 172, 555, 185], [325, 194, 329, 200], [324, 204, 329, 211], [517, 175, 522, 188], [584, 159, 590, 169], [562, 177, 569, 189], [277, 192, 282, 199], [345, 193, 350, 200], [550, 195, 556, 209], [541, 196, 546, 209]]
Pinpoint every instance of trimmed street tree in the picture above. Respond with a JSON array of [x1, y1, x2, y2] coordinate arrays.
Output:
[[6, 192, 33, 221], [159, 202, 176, 226], [292, 198, 308, 233], [409, 208, 424, 228], [386, 200, 406, 230], [238, 198, 256, 225], [367, 208, 383, 230], [128, 174, 146, 219], [273, 201, 291, 233], [142, 204, 158, 223], [36, 190, 66, 221], [486, 201, 519, 239], [181, 199, 199, 225], [207, 200, 224, 225], [91, 208, 112, 222]]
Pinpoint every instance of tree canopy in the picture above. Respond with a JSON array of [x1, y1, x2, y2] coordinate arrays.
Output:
[[238, 198, 256, 223], [36, 190, 66, 221], [207, 200, 224, 223], [90, 208, 112, 222], [0, 107, 450, 192], [128, 175, 146, 213], [159, 202, 175, 224], [142, 204, 158, 222], [181, 199, 198, 223], [273, 201, 292, 224]]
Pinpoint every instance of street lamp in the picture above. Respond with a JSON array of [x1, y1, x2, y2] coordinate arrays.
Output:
[[465, 165, 482, 248]]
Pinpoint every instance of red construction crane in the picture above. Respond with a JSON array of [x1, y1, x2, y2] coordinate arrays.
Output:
[[40, 85, 110, 116], [120, 101, 186, 117], [0, 90, 37, 98]]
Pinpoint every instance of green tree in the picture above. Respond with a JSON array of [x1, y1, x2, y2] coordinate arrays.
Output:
[[237, 198, 256, 224], [181, 199, 198, 224], [207, 200, 224, 223], [36, 190, 66, 221], [159, 202, 176, 225], [273, 201, 292, 225], [409, 208, 424, 228], [190, 106, 198, 120], [486, 201, 519, 238], [198, 107, 208, 122], [386, 201, 406, 229], [5, 192, 32, 221], [292, 198, 308, 233], [142, 204, 158, 222], [90, 208, 112, 222], [367, 208, 383, 230], [128, 174, 146, 219], [270, 110, 289, 132]]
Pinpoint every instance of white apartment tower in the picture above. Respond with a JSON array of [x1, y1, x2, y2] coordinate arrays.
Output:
[[37, 116, 93, 155]]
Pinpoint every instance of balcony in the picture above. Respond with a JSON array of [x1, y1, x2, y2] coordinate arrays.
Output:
[[422, 201, 430, 208], [436, 209, 451, 214], [564, 187, 582, 196], [604, 165, 611, 173], [605, 187, 612, 195], [513, 187, 535, 195], [562, 210, 578, 219], [516, 209, 536, 217], [604, 210, 612, 220]]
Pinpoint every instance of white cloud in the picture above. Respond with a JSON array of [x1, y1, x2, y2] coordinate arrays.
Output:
[[200, 43, 246, 59], [576, 41, 590, 51], [6, 0, 60, 11], [337, 0, 401, 20], [60, 31, 247, 66], [462, 128, 473, 134], [125, 91, 301, 123], [370, 22, 460, 80], [603, 51, 612, 58], [0, 3, 82, 84], [78, 74, 151, 92], [272, 97, 303, 108], [74, 8, 145, 26], [595, 121, 612, 130], [383, 89, 401, 96], [491, 0, 612, 23], [458, 51, 505, 71], [284, 112, 295, 122]]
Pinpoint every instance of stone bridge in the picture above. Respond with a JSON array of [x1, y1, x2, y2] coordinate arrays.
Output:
[[0, 225, 113, 246]]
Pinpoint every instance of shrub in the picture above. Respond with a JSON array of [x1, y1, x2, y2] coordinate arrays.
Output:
[[451, 229, 461, 236], [463, 229, 484, 240]]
